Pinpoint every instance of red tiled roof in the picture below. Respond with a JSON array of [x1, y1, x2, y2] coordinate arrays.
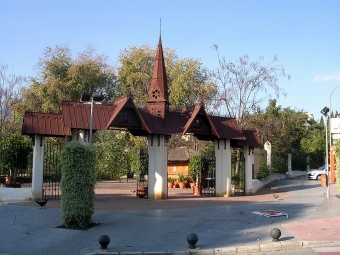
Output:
[[240, 129, 263, 147], [22, 112, 70, 137], [208, 116, 246, 140], [105, 96, 150, 135], [137, 109, 189, 135], [60, 101, 116, 131]]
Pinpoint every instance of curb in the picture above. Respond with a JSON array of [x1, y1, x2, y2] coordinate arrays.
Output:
[[86, 240, 340, 255]]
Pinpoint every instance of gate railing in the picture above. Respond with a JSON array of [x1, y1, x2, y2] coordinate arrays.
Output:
[[43, 138, 64, 200]]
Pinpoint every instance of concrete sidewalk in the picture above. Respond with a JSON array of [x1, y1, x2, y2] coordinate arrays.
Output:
[[0, 176, 339, 255]]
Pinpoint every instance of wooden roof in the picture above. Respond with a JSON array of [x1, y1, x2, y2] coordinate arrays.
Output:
[[22, 112, 71, 137], [168, 146, 199, 161]]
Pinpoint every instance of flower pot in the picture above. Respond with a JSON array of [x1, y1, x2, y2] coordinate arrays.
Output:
[[190, 182, 196, 193], [194, 186, 200, 196], [137, 186, 148, 198], [179, 182, 186, 189], [168, 182, 174, 188]]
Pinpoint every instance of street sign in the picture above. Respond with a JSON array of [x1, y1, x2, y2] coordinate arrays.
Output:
[[330, 118, 340, 133]]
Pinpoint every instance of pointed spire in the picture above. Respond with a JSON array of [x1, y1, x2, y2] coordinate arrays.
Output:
[[147, 36, 169, 118]]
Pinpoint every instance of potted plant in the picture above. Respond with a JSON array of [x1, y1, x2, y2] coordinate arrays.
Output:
[[167, 177, 175, 188], [177, 173, 187, 189]]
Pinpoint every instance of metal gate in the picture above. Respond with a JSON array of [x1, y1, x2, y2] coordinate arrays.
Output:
[[231, 149, 245, 196], [200, 154, 216, 196], [43, 138, 64, 200]]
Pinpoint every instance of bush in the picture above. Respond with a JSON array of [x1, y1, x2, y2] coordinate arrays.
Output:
[[0, 135, 32, 180], [256, 162, 272, 180], [60, 142, 96, 229]]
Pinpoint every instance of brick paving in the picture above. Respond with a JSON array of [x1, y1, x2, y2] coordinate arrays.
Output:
[[14, 179, 290, 210], [2, 176, 340, 255]]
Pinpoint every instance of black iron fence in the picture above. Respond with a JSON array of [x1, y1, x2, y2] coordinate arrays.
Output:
[[43, 138, 64, 200]]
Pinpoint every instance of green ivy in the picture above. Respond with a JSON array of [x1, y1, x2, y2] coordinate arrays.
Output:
[[60, 142, 96, 229]]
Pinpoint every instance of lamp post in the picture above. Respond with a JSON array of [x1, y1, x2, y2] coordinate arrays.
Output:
[[321, 106, 330, 198], [80, 92, 104, 146]]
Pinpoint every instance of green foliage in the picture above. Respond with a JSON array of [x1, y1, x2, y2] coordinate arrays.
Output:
[[256, 161, 272, 180], [60, 142, 96, 229], [94, 130, 147, 180], [333, 141, 340, 195], [189, 154, 200, 182], [19, 45, 116, 113], [244, 99, 325, 173], [0, 135, 32, 179], [177, 173, 187, 183], [167, 177, 175, 183], [117, 44, 217, 110]]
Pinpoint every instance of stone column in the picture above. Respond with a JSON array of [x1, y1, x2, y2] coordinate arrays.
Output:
[[32, 135, 45, 200], [215, 139, 231, 197], [264, 141, 271, 166], [288, 153, 292, 174], [244, 146, 253, 195], [147, 135, 168, 199]]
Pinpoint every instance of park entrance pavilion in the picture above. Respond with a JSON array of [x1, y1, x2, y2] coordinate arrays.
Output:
[[22, 36, 262, 200]]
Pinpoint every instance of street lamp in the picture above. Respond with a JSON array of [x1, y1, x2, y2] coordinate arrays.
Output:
[[80, 91, 104, 146], [321, 106, 330, 198]]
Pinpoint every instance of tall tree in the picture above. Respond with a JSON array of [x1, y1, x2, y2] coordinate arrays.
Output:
[[20, 45, 116, 113], [116, 45, 217, 111], [210, 45, 290, 123], [244, 100, 325, 171], [0, 63, 26, 137]]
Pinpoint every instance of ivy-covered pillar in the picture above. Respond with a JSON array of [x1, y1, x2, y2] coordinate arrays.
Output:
[[32, 135, 45, 200], [215, 139, 231, 197], [147, 135, 168, 199]]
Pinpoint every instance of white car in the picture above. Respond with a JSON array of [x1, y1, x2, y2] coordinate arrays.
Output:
[[307, 165, 328, 180]]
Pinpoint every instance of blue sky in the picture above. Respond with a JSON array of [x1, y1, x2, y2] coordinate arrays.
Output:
[[1, 0, 339, 120]]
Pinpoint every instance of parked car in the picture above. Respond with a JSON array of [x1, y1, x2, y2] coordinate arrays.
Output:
[[307, 165, 328, 180]]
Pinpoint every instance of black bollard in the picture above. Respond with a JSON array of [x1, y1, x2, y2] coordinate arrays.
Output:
[[187, 233, 198, 249], [98, 235, 110, 249], [270, 228, 281, 242]]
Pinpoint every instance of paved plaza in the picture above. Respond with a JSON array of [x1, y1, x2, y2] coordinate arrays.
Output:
[[0, 175, 340, 254]]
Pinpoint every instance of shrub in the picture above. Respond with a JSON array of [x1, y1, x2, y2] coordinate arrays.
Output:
[[60, 142, 96, 229], [0, 135, 32, 180], [256, 162, 272, 180]]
